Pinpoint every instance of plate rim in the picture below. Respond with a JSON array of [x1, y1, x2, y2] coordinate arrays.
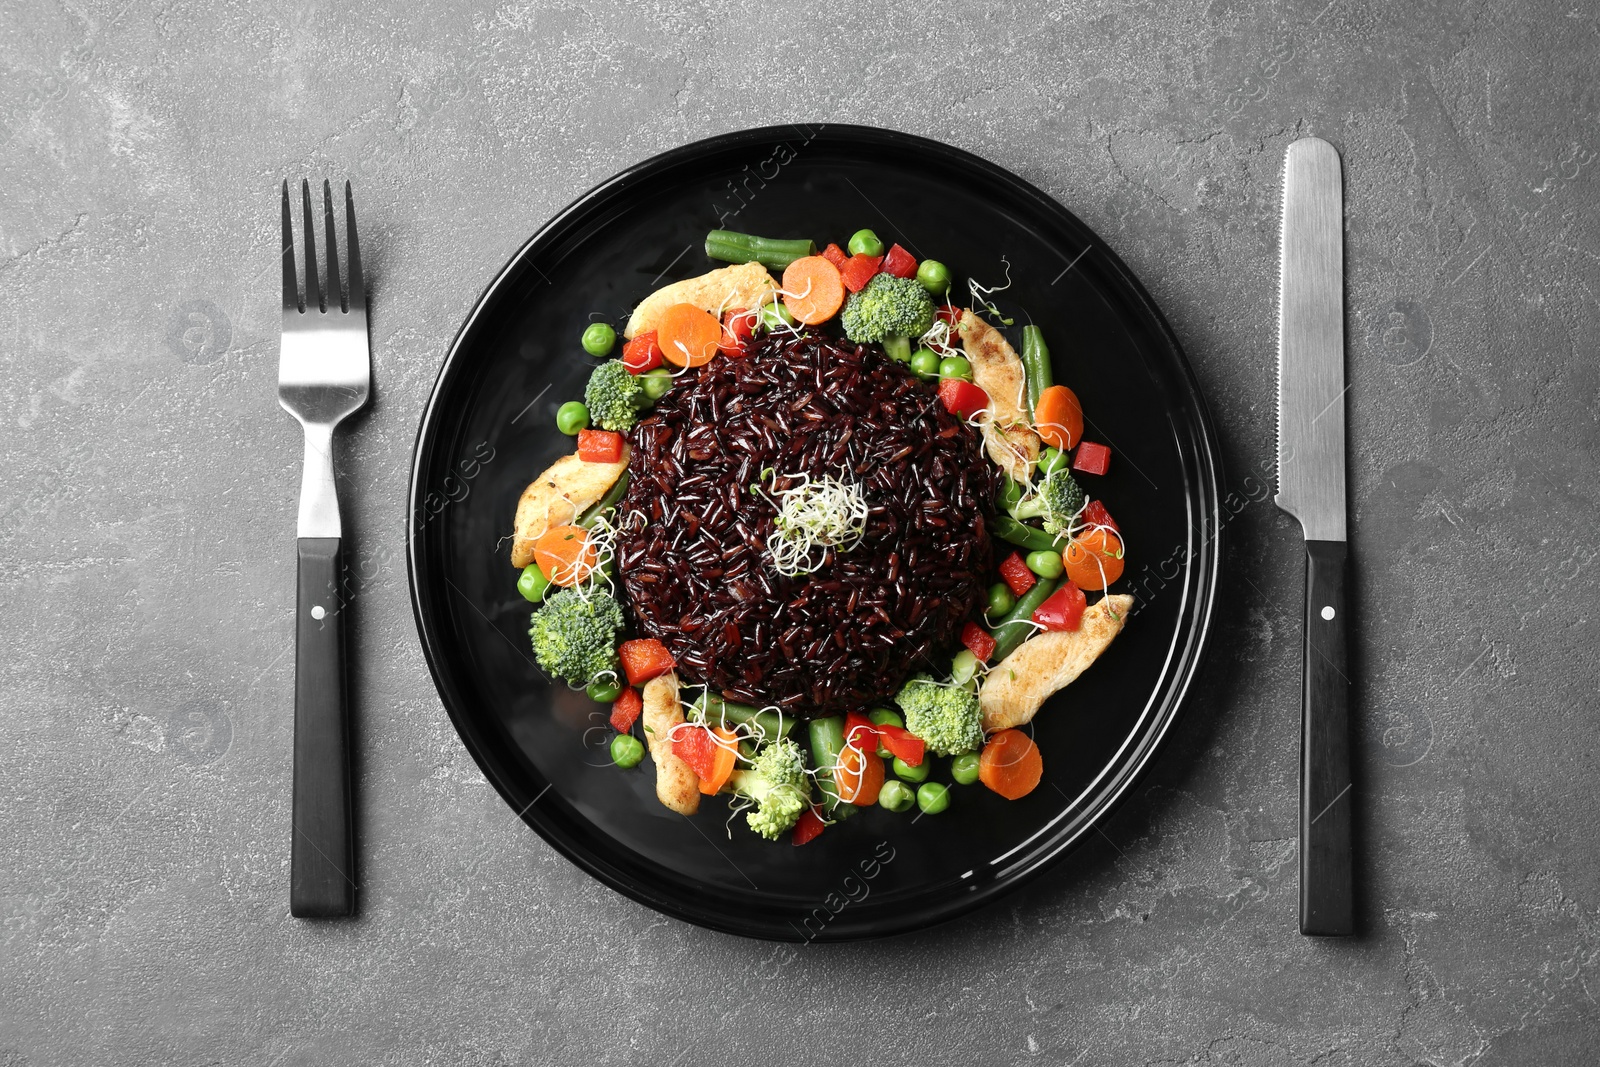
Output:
[[406, 123, 1226, 941]]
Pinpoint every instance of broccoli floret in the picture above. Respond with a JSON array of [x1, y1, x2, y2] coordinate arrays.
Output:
[[895, 674, 984, 756], [840, 273, 936, 344], [528, 587, 624, 685], [583, 360, 650, 432], [728, 738, 812, 840], [1011, 468, 1086, 536]]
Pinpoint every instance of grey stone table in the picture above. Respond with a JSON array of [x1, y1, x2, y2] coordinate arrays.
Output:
[[3, 1, 1597, 1063]]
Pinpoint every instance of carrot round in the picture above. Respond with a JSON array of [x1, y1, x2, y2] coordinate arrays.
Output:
[[699, 726, 739, 795], [1034, 385, 1083, 451], [1064, 528, 1124, 590], [533, 524, 597, 587], [836, 742, 885, 806], [978, 729, 1043, 800], [780, 255, 846, 325], [657, 303, 722, 367]]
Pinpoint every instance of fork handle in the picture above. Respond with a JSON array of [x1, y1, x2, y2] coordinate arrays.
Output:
[[291, 536, 355, 917]]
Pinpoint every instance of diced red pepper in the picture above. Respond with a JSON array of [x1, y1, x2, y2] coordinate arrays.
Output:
[[577, 429, 624, 464], [881, 243, 917, 279], [998, 551, 1037, 597], [938, 378, 989, 421], [1072, 440, 1112, 476], [875, 724, 925, 767], [821, 242, 849, 269], [671, 723, 718, 781], [609, 687, 642, 732], [621, 330, 662, 373], [1032, 582, 1087, 632], [935, 304, 963, 330], [961, 621, 998, 663], [840, 253, 882, 293], [1081, 499, 1118, 532], [792, 806, 826, 846], [719, 308, 755, 357], [618, 638, 676, 686], [844, 711, 877, 750]]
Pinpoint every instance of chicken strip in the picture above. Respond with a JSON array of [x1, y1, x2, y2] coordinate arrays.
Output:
[[510, 450, 629, 569], [979, 594, 1134, 731], [642, 670, 700, 815], [958, 310, 1041, 481], [624, 261, 777, 339]]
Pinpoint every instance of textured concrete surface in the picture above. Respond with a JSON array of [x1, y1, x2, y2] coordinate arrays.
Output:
[[2, 0, 1598, 1063]]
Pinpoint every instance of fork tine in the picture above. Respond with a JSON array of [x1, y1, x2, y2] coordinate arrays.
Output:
[[282, 180, 300, 313], [301, 178, 321, 312], [344, 181, 364, 311], [322, 180, 344, 313]]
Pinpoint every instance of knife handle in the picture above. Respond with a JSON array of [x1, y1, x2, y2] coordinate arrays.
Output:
[[290, 536, 356, 918], [1300, 539, 1352, 935]]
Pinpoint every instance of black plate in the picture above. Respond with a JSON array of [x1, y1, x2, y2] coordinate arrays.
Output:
[[407, 125, 1223, 941]]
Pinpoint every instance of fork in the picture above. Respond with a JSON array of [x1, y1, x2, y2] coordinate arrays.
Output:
[[279, 178, 369, 918]]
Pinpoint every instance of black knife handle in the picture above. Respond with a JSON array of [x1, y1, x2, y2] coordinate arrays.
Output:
[[290, 536, 356, 917], [1300, 539, 1352, 935]]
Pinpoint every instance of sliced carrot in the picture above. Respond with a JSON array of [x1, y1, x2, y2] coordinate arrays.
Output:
[[532, 524, 596, 587], [978, 729, 1043, 800], [780, 255, 846, 325], [836, 740, 885, 806], [1064, 528, 1124, 590], [1034, 384, 1083, 451], [698, 725, 739, 795], [657, 303, 722, 367]]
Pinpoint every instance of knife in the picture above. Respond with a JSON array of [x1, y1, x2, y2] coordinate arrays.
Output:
[[1275, 136, 1352, 937]]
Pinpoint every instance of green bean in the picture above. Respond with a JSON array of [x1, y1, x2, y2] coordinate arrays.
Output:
[[1021, 325, 1052, 415], [581, 323, 616, 357], [951, 753, 982, 785], [577, 473, 630, 527], [809, 716, 851, 814], [998, 476, 1024, 515], [556, 401, 590, 435], [989, 577, 1060, 661], [693, 692, 795, 741], [993, 515, 1065, 554], [705, 230, 817, 271], [610, 733, 645, 768]]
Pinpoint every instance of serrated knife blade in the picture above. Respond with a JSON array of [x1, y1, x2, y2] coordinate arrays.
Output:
[[1276, 136, 1353, 938]]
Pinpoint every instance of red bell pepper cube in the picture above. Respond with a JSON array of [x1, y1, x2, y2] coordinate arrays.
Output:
[[1081, 499, 1118, 532], [618, 638, 676, 686], [840, 253, 882, 293], [938, 378, 989, 421], [671, 723, 718, 781], [844, 711, 877, 750], [1032, 582, 1087, 632], [881, 243, 917, 279], [998, 551, 1036, 597], [821, 242, 849, 269], [961, 621, 998, 663], [609, 687, 643, 732], [792, 806, 826, 846], [1072, 440, 1112, 476], [719, 308, 755, 357], [577, 429, 624, 464], [875, 724, 925, 767], [621, 330, 662, 373]]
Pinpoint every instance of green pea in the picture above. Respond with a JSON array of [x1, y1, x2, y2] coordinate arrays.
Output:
[[951, 753, 982, 785], [909, 349, 941, 379], [950, 649, 980, 686], [987, 582, 1016, 616], [916, 782, 951, 814], [610, 733, 645, 769], [916, 259, 952, 294], [1038, 446, 1068, 476], [878, 779, 915, 813], [758, 302, 796, 330], [517, 563, 551, 603], [640, 367, 674, 400], [586, 677, 622, 703], [894, 756, 930, 783], [556, 401, 590, 435], [938, 355, 972, 381], [581, 322, 616, 357], [847, 228, 885, 257], [1026, 550, 1065, 579], [869, 708, 904, 758]]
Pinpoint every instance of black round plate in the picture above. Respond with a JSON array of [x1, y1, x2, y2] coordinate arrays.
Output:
[[407, 125, 1223, 941]]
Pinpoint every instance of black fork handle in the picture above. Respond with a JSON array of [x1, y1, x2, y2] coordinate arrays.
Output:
[[290, 536, 355, 917]]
